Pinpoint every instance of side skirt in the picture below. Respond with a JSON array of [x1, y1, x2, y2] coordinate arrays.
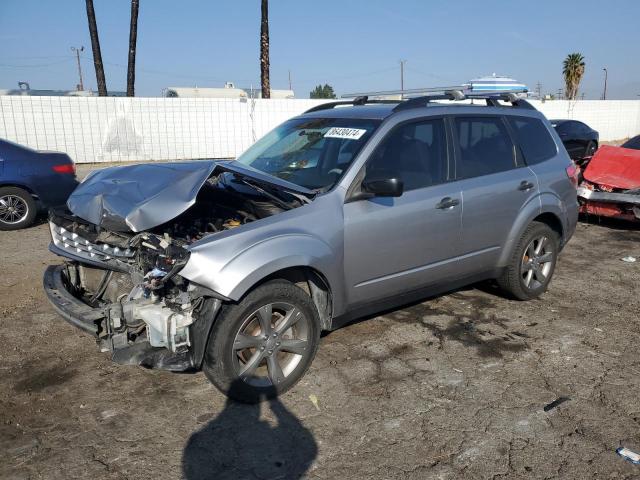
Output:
[[329, 270, 500, 331]]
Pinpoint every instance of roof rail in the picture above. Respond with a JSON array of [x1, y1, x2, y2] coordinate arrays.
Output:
[[341, 86, 467, 98], [303, 96, 397, 114]]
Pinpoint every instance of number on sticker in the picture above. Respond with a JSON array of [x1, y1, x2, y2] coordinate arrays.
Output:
[[324, 127, 367, 140]]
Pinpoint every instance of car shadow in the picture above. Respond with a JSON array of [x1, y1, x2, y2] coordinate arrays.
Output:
[[182, 380, 318, 480]]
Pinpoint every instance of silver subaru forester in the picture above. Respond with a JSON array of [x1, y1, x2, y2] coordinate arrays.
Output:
[[44, 90, 579, 402]]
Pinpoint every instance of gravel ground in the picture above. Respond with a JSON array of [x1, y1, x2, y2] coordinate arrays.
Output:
[[1, 170, 639, 479]]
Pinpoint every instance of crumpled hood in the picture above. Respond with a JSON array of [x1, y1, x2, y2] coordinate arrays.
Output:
[[583, 145, 640, 190], [67, 161, 217, 232]]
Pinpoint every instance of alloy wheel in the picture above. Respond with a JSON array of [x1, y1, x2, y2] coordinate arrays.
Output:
[[0, 194, 29, 225], [232, 302, 311, 387], [521, 235, 554, 290]]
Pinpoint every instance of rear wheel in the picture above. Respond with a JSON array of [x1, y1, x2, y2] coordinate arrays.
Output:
[[203, 280, 321, 403], [0, 186, 37, 230], [497, 222, 559, 300], [585, 141, 597, 158]]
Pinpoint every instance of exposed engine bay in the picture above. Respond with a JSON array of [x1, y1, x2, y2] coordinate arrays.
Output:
[[48, 168, 302, 366]]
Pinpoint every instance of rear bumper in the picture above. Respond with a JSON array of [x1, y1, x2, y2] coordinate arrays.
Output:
[[577, 187, 640, 206], [43, 264, 106, 335], [577, 186, 640, 221]]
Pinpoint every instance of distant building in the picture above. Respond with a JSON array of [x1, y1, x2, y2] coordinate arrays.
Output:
[[466, 74, 528, 94], [164, 82, 294, 99], [0, 82, 126, 97]]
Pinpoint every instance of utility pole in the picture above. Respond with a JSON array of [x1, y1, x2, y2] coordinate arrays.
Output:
[[288, 69, 292, 91], [602, 68, 608, 100], [400, 60, 406, 99], [71, 46, 85, 91]]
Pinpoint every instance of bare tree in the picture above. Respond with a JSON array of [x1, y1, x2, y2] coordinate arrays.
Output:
[[260, 0, 270, 99], [85, 0, 107, 96], [127, 0, 140, 97]]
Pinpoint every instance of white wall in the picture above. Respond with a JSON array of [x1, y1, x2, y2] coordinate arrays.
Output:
[[0, 96, 330, 164], [1, 96, 639, 163], [531, 100, 640, 141]]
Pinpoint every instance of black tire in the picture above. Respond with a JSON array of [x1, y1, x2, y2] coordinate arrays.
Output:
[[585, 141, 597, 158], [497, 221, 559, 300], [0, 186, 37, 230], [203, 280, 321, 403]]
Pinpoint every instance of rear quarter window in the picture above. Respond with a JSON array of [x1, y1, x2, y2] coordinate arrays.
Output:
[[508, 117, 557, 165]]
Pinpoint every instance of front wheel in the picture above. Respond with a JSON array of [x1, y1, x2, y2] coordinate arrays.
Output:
[[497, 222, 559, 300], [203, 280, 321, 403], [584, 141, 597, 158]]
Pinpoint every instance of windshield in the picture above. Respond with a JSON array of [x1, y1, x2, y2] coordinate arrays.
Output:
[[234, 117, 381, 191]]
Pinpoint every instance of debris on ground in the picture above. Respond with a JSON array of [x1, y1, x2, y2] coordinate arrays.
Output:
[[543, 397, 570, 412], [616, 447, 640, 465], [309, 394, 320, 411], [621, 256, 637, 263]]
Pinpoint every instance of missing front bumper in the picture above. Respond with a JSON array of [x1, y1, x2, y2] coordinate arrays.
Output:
[[43, 264, 220, 371]]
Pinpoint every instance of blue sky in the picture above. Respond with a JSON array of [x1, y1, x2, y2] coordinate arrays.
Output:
[[1, 0, 638, 98]]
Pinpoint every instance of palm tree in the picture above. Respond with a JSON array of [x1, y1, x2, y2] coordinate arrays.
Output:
[[127, 0, 140, 97], [85, 0, 107, 96], [563, 53, 585, 100], [260, 0, 270, 99]]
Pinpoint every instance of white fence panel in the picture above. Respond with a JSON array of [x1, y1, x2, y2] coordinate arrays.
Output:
[[1, 96, 640, 163], [0, 96, 329, 163]]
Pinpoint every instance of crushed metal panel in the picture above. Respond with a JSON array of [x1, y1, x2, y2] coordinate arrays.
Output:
[[67, 161, 217, 232], [583, 145, 640, 190]]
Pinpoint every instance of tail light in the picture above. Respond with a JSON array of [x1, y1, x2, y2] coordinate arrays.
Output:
[[52, 163, 76, 175], [565, 162, 579, 188]]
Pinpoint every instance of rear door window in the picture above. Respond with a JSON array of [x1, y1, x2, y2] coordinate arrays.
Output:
[[453, 116, 516, 179], [508, 116, 557, 165]]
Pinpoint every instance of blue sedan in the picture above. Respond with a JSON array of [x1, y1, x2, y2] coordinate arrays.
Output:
[[0, 139, 79, 230]]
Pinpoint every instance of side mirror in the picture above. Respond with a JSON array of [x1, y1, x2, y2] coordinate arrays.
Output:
[[362, 173, 404, 198]]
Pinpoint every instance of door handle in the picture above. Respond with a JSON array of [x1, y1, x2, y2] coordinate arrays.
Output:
[[518, 180, 535, 191], [436, 197, 460, 209]]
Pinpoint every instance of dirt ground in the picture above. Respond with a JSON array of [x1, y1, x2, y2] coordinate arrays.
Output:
[[1, 174, 640, 479]]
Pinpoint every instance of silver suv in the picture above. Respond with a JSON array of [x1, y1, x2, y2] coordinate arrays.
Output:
[[44, 90, 579, 403]]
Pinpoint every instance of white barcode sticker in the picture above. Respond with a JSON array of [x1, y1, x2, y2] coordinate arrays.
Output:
[[324, 127, 367, 140]]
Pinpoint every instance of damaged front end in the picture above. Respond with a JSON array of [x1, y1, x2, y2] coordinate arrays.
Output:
[[577, 145, 640, 222], [45, 211, 221, 371], [44, 161, 310, 371]]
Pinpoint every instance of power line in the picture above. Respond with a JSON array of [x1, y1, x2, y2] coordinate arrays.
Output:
[[0, 58, 74, 68]]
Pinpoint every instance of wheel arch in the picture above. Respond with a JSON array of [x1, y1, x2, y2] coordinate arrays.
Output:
[[0, 182, 38, 198], [498, 200, 565, 268], [247, 266, 333, 331]]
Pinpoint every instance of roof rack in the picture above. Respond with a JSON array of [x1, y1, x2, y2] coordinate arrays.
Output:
[[304, 87, 534, 115], [391, 89, 534, 112], [303, 97, 397, 113]]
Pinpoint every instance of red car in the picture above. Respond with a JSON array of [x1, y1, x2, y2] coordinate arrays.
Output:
[[577, 144, 640, 222]]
